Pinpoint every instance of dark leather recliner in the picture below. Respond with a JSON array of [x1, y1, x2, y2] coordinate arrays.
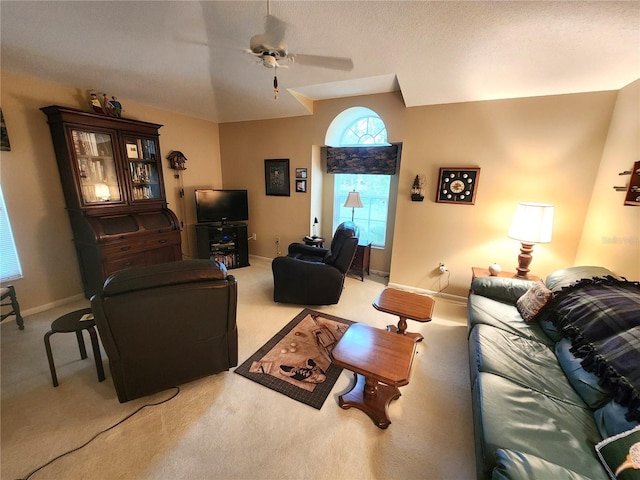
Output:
[[91, 260, 238, 402], [272, 222, 358, 305]]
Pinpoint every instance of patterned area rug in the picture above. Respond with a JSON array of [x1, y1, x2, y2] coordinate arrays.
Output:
[[235, 308, 354, 409]]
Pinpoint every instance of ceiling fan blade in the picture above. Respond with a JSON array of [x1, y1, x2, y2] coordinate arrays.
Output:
[[288, 54, 354, 71]]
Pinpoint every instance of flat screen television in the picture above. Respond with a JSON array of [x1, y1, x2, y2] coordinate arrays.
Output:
[[195, 189, 249, 224]]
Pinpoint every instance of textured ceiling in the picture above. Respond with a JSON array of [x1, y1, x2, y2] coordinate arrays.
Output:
[[2, 1, 639, 124]]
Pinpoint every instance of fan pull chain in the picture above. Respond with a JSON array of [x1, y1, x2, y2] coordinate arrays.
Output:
[[273, 73, 279, 100]]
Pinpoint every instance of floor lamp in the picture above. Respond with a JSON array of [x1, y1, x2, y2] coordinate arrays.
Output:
[[508, 202, 554, 278], [344, 191, 363, 222]]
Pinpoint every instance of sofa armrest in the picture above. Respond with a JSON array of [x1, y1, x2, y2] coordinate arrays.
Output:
[[470, 276, 537, 304]]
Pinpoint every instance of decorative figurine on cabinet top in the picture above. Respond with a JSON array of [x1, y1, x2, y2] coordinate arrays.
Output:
[[89, 91, 103, 114], [87, 91, 123, 117], [110, 96, 123, 117], [102, 93, 115, 116]]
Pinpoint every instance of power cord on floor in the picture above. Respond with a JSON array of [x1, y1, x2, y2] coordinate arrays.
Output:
[[17, 386, 180, 480]]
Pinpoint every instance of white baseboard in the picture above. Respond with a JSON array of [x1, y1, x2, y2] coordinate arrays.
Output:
[[22, 293, 87, 317], [248, 254, 273, 264]]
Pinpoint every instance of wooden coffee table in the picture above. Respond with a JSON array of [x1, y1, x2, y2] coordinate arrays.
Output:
[[332, 323, 417, 429], [373, 287, 435, 342]]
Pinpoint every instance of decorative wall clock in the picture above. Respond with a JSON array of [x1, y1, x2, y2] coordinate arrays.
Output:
[[436, 167, 480, 204]]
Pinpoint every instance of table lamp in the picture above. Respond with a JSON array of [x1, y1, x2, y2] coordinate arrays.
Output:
[[94, 183, 111, 201], [508, 202, 554, 278], [344, 190, 363, 222]]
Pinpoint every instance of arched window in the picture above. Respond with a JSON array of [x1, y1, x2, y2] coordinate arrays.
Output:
[[340, 116, 387, 146], [329, 109, 391, 248]]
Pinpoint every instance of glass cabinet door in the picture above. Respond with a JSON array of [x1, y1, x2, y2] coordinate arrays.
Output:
[[71, 129, 123, 204], [124, 136, 162, 201]]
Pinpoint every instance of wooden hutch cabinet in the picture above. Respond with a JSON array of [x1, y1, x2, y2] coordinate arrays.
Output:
[[41, 105, 182, 298]]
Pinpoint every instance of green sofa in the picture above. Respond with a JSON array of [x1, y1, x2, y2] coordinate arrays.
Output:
[[468, 266, 639, 479]]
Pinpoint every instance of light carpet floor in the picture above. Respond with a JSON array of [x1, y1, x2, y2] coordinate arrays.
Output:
[[1, 257, 475, 480]]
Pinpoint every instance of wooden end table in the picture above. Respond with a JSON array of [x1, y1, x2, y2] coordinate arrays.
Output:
[[471, 267, 540, 282], [332, 323, 417, 429], [349, 242, 372, 281], [372, 287, 434, 342]]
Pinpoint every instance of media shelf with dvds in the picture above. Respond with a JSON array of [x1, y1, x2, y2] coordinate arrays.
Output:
[[196, 223, 249, 269]]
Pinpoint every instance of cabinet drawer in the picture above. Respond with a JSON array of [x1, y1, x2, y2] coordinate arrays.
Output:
[[101, 239, 147, 257], [103, 255, 147, 276], [148, 231, 180, 248], [100, 231, 179, 258]]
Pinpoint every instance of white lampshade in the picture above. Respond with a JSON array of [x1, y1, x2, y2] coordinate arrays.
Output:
[[344, 191, 363, 209], [344, 191, 363, 222], [508, 202, 554, 244]]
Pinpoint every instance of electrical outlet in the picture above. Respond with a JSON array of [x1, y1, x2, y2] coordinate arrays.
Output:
[[439, 262, 448, 274]]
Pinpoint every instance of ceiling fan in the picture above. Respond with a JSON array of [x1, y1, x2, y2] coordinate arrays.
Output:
[[245, 0, 354, 98]]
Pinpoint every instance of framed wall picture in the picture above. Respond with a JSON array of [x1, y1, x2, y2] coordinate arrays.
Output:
[[265, 159, 290, 196], [295, 168, 307, 179], [296, 179, 307, 193], [436, 167, 480, 204]]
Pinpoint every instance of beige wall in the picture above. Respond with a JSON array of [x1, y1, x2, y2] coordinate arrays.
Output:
[[2, 69, 637, 311], [219, 116, 315, 258], [576, 79, 640, 277], [390, 92, 617, 296], [1, 72, 221, 312], [220, 89, 624, 297]]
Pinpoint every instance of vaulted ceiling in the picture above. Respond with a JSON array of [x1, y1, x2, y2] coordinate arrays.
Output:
[[2, 1, 639, 124]]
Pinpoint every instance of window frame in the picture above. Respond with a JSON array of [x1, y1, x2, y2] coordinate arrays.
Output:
[[0, 184, 23, 282], [332, 114, 391, 248]]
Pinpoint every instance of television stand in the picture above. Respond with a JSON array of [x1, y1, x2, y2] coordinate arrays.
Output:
[[196, 222, 249, 269]]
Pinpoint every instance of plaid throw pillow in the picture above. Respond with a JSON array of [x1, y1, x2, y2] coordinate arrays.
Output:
[[516, 281, 553, 323]]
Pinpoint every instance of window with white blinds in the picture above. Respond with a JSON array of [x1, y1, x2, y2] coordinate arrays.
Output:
[[0, 185, 22, 282]]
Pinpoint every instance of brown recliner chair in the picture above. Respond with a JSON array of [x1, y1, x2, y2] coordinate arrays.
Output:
[[272, 222, 358, 305], [91, 260, 238, 402]]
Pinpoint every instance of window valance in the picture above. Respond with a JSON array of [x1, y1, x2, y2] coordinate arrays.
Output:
[[323, 143, 401, 175]]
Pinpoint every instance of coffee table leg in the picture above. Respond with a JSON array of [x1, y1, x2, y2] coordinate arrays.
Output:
[[387, 316, 424, 342], [338, 373, 401, 429]]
